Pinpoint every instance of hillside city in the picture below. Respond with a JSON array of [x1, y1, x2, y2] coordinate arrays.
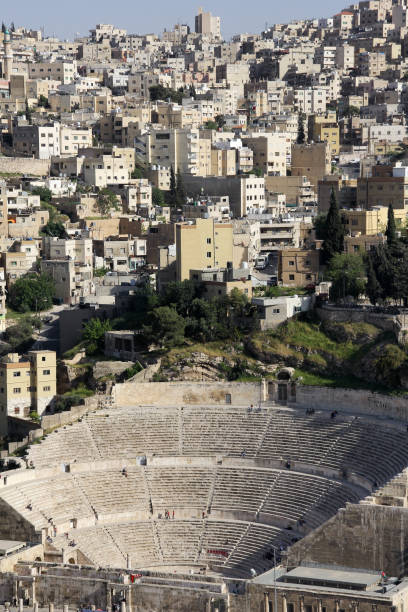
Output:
[[0, 2, 407, 611]]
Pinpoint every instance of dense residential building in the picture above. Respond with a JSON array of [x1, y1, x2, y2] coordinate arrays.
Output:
[[0, 350, 56, 422]]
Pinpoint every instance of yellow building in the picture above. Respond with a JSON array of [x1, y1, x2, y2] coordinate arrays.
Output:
[[341, 207, 406, 235], [311, 112, 340, 156], [278, 248, 320, 287], [0, 350, 57, 430], [176, 218, 233, 281]]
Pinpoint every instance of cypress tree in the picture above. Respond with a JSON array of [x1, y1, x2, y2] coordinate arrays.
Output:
[[169, 165, 177, 206], [385, 204, 397, 246], [176, 169, 186, 206], [322, 189, 345, 263], [297, 113, 306, 144], [366, 254, 382, 305]]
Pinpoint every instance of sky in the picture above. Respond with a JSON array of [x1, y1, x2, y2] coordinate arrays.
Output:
[[2, 0, 345, 41]]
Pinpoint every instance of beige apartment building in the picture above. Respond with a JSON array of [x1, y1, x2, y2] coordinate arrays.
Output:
[[278, 248, 320, 287], [82, 149, 134, 188], [0, 350, 56, 426], [195, 8, 221, 38], [4, 241, 39, 286], [243, 133, 288, 176], [60, 126, 93, 156], [28, 60, 77, 84], [357, 164, 408, 209], [141, 128, 211, 176], [175, 218, 233, 281], [341, 207, 406, 235], [291, 143, 331, 190]]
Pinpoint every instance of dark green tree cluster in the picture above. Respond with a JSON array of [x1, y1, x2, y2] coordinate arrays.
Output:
[[297, 113, 306, 144], [42, 220, 67, 238], [106, 281, 257, 350], [149, 85, 185, 104], [366, 205, 408, 305], [8, 274, 55, 313], [321, 189, 345, 263], [4, 316, 41, 352], [168, 166, 186, 206], [82, 318, 112, 355], [142, 281, 257, 348]]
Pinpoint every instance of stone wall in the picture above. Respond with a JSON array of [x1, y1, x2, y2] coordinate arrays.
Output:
[[294, 385, 408, 421], [285, 503, 408, 577], [41, 397, 98, 431], [0, 497, 39, 543], [0, 157, 50, 176], [113, 381, 266, 407]]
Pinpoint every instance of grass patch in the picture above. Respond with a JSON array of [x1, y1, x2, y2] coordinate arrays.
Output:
[[62, 383, 94, 399]]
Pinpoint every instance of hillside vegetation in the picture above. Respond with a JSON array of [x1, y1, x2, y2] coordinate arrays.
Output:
[[153, 313, 408, 393]]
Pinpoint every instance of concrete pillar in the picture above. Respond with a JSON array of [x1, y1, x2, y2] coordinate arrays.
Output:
[[127, 554, 131, 570], [33, 603, 38, 612], [19, 598, 23, 612], [300, 597, 305, 612], [318, 601, 322, 612], [282, 595, 287, 612], [63, 605, 68, 612], [335, 602, 340, 612], [31, 579, 36, 605], [49, 603, 54, 612], [120, 601, 126, 612]]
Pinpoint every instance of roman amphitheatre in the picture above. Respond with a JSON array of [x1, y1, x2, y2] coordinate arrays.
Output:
[[1, 377, 408, 611]]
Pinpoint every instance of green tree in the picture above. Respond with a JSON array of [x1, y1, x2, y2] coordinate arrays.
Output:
[[32, 186, 52, 202], [176, 169, 186, 205], [204, 120, 218, 130], [215, 115, 226, 129], [8, 274, 55, 313], [149, 85, 183, 104], [327, 253, 366, 302], [161, 280, 203, 317], [366, 254, 382, 305], [96, 188, 120, 216], [314, 213, 327, 240], [322, 189, 345, 263], [152, 187, 165, 207], [38, 95, 50, 109], [169, 165, 178, 206], [385, 204, 397, 246], [297, 113, 306, 144], [253, 167, 264, 177], [82, 317, 112, 355], [42, 220, 67, 238], [143, 306, 185, 348], [4, 318, 36, 351]]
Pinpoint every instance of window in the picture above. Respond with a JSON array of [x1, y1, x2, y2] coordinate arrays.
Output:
[[289, 274, 295, 281], [273, 308, 280, 313], [13, 371, 21, 377], [289, 261, 295, 266], [13, 388, 21, 394], [206, 238, 211, 244], [43, 386, 51, 392], [207, 252, 212, 258], [43, 369, 51, 375]]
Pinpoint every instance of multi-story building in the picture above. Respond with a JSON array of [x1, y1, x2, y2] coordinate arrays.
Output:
[[357, 163, 408, 209], [60, 126, 93, 156], [242, 133, 289, 176], [195, 8, 221, 39], [12, 122, 60, 159], [42, 237, 93, 266], [175, 217, 233, 281], [309, 112, 340, 156], [28, 60, 77, 84], [0, 350, 56, 425], [138, 128, 211, 176], [93, 237, 147, 272], [278, 247, 320, 287], [291, 143, 331, 190], [41, 259, 94, 305]]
